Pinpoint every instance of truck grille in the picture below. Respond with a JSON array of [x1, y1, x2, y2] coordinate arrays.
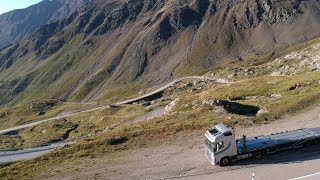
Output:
[[205, 148, 214, 164]]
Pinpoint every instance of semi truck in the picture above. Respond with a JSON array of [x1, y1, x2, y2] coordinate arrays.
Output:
[[205, 123, 320, 166]]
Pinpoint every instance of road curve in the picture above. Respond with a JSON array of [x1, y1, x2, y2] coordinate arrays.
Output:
[[0, 76, 215, 135], [0, 141, 74, 163], [115, 76, 214, 105]]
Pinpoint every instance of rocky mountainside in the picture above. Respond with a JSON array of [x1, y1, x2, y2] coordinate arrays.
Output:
[[0, 0, 320, 106], [0, 0, 91, 49]]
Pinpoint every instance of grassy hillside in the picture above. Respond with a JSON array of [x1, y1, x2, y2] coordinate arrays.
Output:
[[1, 0, 320, 106]]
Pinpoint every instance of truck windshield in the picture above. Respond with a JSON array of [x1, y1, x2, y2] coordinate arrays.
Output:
[[205, 138, 215, 152]]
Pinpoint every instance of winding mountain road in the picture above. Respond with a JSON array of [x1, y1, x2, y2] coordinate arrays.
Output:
[[0, 76, 216, 163], [0, 76, 214, 135]]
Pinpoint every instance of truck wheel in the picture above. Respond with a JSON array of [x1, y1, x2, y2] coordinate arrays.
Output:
[[220, 157, 230, 167], [253, 151, 262, 159]]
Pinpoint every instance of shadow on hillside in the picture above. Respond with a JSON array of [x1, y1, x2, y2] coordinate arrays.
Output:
[[215, 100, 260, 116], [2, 130, 19, 136], [128, 91, 164, 104]]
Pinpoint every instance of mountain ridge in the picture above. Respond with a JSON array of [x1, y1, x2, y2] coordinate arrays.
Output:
[[0, 0, 91, 49], [0, 0, 320, 106]]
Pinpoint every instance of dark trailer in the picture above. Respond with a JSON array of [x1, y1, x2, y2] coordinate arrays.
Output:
[[205, 123, 320, 166]]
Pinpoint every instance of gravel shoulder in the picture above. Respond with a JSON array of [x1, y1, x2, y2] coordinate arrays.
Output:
[[40, 104, 320, 180]]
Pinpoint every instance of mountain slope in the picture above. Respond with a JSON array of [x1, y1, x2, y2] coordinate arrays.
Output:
[[0, 0, 320, 106], [0, 0, 91, 49]]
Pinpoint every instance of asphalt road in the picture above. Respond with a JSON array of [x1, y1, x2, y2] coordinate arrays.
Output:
[[168, 139, 320, 180], [172, 153, 320, 180], [0, 141, 74, 163]]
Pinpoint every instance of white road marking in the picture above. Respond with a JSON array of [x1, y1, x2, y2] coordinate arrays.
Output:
[[288, 172, 320, 180]]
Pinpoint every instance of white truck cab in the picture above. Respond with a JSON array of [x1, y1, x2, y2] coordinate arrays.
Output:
[[204, 123, 237, 166], [205, 123, 320, 166]]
